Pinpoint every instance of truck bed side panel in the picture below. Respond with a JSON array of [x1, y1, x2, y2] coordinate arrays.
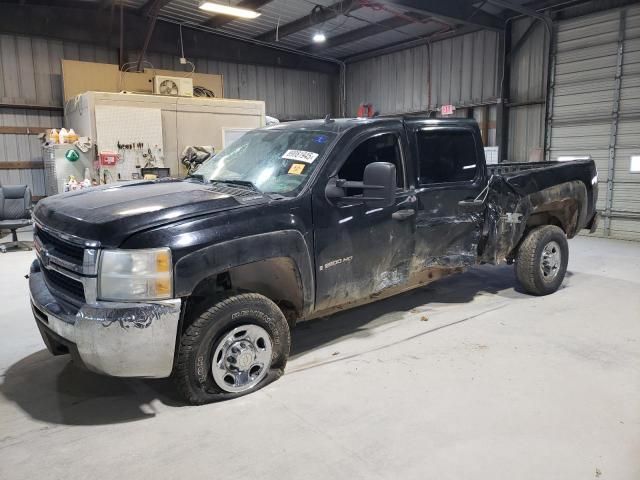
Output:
[[488, 160, 597, 226]]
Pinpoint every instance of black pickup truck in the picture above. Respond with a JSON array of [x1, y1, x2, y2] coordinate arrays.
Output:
[[29, 117, 598, 403]]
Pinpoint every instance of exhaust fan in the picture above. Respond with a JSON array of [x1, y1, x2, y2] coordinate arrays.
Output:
[[153, 76, 193, 97]]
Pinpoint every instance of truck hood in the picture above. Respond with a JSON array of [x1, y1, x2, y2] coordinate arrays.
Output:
[[34, 179, 265, 247]]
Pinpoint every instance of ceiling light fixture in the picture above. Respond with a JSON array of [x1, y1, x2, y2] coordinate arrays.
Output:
[[312, 32, 326, 43], [198, 2, 261, 19]]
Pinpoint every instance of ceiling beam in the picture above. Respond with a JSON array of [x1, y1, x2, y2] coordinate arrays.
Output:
[[487, 0, 552, 33], [488, 0, 549, 18], [201, 0, 274, 28], [1, 0, 101, 8], [139, 0, 173, 17], [342, 23, 481, 63], [255, 0, 358, 42], [509, 17, 538, 56], [301, 12, 434, 53], [0, 3, 339, 74], [136, 0, 165, 71], [519, 0, 581, 10], [385, 0, 504, 31]]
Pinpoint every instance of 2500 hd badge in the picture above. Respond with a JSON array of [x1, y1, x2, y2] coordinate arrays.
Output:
[[319, 256, 354, 271]]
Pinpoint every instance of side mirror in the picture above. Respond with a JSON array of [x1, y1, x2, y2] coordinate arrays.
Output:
[[325, 180, 345, 201], [325, 162, 397, 209], [362, 162, 396, 208]]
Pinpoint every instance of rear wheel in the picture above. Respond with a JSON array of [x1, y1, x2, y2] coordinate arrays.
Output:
[[175, 293, 290, 404], [515, 225, 569, 296]]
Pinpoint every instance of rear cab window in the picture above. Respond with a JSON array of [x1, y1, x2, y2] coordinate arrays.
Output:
[[415, 129, 479, 186]]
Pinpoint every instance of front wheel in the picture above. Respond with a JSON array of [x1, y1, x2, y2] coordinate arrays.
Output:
[[175, 293, 291, 404], [515, 225, 569, 296]]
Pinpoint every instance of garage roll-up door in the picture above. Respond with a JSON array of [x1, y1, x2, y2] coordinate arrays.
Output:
[[547, 5, 640, 240]]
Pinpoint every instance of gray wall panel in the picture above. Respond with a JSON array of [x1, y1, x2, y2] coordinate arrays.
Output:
[[0, 35, 337, 118], [510, 19, 549, 103], [0, 107, 60, 195], [508, 18, 550, 163], [345, 31, 501, 116], [508, 104, 545, 162], [1, 34, 119, 107]]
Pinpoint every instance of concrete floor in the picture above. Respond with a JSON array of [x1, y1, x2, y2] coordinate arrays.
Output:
[[0, 229, 638, 480]]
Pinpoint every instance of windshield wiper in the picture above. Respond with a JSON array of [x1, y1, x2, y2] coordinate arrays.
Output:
[[187, 173, 204, 182], [210, 179, 262, 192]]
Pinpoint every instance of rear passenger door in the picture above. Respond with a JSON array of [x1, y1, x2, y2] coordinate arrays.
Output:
[[410, 125, 486, 268]]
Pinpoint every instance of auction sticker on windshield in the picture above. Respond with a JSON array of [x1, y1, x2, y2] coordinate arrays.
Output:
[[282, 149, 319, 163]]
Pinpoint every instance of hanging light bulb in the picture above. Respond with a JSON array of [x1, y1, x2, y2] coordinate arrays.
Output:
[[312, 32, 326, 43]]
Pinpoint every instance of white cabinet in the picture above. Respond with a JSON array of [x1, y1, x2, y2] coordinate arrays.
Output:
[[64, 92, 265, 179]]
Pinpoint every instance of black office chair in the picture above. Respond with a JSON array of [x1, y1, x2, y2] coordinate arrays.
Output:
[[0, 185, 33, 253]]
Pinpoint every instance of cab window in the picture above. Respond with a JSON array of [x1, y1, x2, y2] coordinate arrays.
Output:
[[337, 133, 405, 193], [416, 130, 478, 185]]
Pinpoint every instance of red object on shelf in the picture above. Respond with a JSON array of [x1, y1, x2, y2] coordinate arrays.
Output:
[[357, 103, 375, 118], [99, 151, 119, 166]]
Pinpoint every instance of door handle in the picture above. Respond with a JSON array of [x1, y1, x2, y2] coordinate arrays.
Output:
[[392, 209, 416, 221], [458, 199, 485, 213]]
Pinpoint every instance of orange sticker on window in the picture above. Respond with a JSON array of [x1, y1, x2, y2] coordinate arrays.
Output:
[[288, 163, 305, 175]]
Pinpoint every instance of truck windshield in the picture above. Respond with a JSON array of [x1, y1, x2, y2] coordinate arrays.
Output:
[[193, 129, 337, 196]]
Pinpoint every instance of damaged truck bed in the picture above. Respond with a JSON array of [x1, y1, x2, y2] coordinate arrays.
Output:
[[29, 116, 598, 403]]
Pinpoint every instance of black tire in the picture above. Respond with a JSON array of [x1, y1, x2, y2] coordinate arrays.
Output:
[[175, 293, 290, 405], [515, 225, 569, 296]]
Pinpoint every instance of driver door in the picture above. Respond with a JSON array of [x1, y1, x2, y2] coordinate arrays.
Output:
[[312, 127, 416, 311]]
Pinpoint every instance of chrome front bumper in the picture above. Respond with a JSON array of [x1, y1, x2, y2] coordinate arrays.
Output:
[[29, 260, 181, 378]]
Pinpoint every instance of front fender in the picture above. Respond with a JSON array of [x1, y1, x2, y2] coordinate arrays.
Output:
[[174, 230, 315, 314]]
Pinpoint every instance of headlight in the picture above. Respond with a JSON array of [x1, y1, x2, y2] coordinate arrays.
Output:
[[98, 248, 172, 301]]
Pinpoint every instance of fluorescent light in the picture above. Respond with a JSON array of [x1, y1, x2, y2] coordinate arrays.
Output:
[[557, 155, 591, 162], [313, 32, 326, 43], [198, 2, 261, 19]]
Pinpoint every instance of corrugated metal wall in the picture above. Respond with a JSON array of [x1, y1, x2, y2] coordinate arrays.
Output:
[[0, 33, 337, 195], [0, 108, 61, 197], [547, 5, 640, 240], [508, 18, 549, 162], [0, 35, 119, 107], [125, 51, 336, 121], [345, 30, 501, 116], [0, 34, 117, 196]]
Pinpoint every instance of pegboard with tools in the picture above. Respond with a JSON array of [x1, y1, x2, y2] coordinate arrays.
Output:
[[94, 105, 165, 180], [115, 141, 164, 179]]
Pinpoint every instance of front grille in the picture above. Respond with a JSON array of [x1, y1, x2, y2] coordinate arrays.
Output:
[[31, 302, 48, 324], [42, 268, 86, 304], [35, 226, 84, 264]]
